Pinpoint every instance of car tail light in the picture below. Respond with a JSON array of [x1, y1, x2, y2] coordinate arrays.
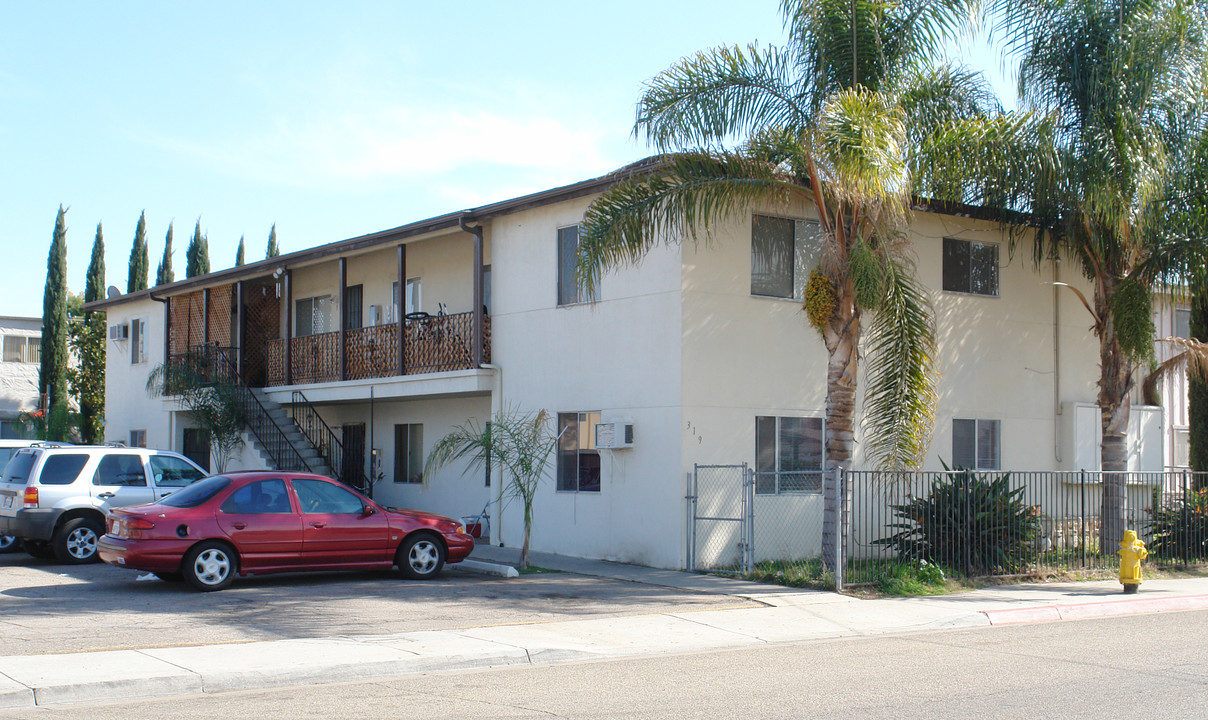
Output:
[[23, 487, 38, 508], [126, 518, 155, 530]]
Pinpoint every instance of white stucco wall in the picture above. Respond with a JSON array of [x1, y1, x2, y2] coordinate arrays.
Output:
[[103, 297, 174, 449], [488, 195, 686, 568]]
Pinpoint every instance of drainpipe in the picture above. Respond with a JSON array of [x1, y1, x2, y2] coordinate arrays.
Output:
[[458, 215, 485, 368], [149, 291, 173, 450], [1054, 258, 1063, 464], [481, 363, 504, 546]]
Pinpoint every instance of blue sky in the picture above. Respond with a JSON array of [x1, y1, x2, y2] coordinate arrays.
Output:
[[0, 1, 1014, 317]]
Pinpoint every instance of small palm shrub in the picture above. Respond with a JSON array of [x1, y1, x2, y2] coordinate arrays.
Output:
[[875, 468, 1041, 576], [1148, 489, 1208, 562]]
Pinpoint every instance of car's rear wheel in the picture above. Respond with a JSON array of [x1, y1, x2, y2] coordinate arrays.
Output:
[[53, 518, 104, 564], [22, 539, 54, 559], [397, 533, 445, 580], [183, 541, 237, 591], [0, 535, 16, 553]]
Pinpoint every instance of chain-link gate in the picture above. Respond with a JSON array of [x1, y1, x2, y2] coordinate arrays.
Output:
[[686, 463, 753, 574]]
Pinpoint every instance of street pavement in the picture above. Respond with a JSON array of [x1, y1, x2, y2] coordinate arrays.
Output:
[[2, 544, 1207, 709]]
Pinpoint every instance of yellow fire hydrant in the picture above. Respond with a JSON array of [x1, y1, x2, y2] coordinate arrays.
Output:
[[1118, 529, 1148, 594]]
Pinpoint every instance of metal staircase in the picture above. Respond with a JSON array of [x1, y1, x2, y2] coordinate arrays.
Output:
[[174, 346, 356, 488]]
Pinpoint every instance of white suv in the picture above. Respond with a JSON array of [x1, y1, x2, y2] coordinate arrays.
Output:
[[0, 445, 207, 563], [0, 439, 42, 552]]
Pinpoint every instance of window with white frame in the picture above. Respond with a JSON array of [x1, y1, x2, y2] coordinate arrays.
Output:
[[755, 416, 825, 494], [130, 318, 147, 364], [391, 278, 421, 319], [557, 225, 597, 306], [2, 335, 40, 363], [1176, 307, 1191, 339], [942, 238, 999, 296], [557, 412, 601, 492], [1174, 427, 1190, 467], [129, 430, 147, 448], [952, 418, 1000, 470], [393, 423, 423, 483], [295, 295, 334, 337], [750, 215, 821, 300]]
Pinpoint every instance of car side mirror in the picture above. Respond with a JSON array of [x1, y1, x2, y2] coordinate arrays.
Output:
[[362, 505, 377, 517]]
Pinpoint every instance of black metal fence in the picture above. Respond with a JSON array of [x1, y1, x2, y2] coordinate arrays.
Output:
[[697, 468, 1208, 590]]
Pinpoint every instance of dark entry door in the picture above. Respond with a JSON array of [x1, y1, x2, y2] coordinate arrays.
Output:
[[182, 428, 211, 473], [341, 423, 366, 489]]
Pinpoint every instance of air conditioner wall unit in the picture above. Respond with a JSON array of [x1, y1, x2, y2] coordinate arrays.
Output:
[[595, 421, 634, 449], [108, 323, 129, 341]]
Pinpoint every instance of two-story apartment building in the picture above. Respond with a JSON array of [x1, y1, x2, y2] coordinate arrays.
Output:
[[88, 164, 1163, 569]]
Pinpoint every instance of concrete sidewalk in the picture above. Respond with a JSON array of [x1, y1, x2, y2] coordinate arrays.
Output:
[[3, 549, 1207, 708]]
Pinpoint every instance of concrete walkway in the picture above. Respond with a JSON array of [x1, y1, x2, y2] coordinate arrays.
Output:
[[3, 547, 1207, 708]]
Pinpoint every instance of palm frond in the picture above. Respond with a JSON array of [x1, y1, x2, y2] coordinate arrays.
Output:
[[861, 255, 938, 469], [782, 0, 980, 98], [577, 152, 800, 293], [637, 43, 809, 152]]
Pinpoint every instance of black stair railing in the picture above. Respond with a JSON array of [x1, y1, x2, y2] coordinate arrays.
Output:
[[291, 390, 371, 495], [174, 345, 316, 475]]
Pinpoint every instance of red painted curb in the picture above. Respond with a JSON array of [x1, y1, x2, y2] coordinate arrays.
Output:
[[983, 594, 1208, 625]]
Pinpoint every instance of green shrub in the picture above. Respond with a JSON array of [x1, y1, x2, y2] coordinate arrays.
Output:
[[875, 468, 1041, 576], [1148, 489, 1208, 562]]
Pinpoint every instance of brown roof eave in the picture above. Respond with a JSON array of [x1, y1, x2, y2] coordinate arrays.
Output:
[[83, 163, 660, 314]]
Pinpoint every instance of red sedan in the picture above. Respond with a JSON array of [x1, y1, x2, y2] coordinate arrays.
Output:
[[98, 472, 474, 591]]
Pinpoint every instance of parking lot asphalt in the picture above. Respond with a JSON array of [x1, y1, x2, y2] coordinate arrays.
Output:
[[0, 547, 759, 657]]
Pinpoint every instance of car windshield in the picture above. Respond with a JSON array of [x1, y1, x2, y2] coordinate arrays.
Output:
[[1, 452, 36, 484], [158, 476, 232, 508]]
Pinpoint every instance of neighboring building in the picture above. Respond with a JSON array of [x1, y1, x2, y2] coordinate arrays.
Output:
[[87, 165, 1164, 569], [1152, 297, 1193, 472], [0, 316, 41, 439]]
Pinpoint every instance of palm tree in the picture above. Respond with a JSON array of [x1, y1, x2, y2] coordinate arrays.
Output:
[[575, 0, 1029, 563], [425, 408, 562, 570], [992, 0, 1208, 547]]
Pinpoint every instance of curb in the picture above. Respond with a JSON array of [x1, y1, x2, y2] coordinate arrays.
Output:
[[453, 559, 519, 578], [981, 593, 1208, 626]]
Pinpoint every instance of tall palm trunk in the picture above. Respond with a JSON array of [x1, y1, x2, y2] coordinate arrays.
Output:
[[1095, 274, 1132, 552], [820, 279, 860, 571]]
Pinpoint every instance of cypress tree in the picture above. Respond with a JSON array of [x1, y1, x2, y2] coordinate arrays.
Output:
[[266, 223, 279, 258], [186, 219, 210, 278], [84, 222, 105, 303], [127, 211, 149, 293], [235, 235, 246, 266], [186, 220, 201, 277], [156, 222, 174, 285], [72, 224, 106, 443], [40, 206, 69, 412]]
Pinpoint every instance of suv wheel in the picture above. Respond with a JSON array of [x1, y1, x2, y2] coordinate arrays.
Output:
[[0, 535, 16, 553], [53, 518, 104, 564]]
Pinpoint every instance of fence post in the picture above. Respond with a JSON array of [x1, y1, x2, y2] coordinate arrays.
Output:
[[833, 466, 844, 591], [1079, 469, 1086, 569], [685, 469, 696, 572], [739, 463, 748, 577]]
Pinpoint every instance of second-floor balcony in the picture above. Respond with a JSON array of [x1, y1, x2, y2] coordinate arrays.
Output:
[[265, 311, 492, 386]]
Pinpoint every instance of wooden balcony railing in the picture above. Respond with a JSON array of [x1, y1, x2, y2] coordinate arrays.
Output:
[[264, 312, 491, 387]]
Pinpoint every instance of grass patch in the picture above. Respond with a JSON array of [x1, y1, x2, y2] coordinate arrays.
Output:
[[517, 566, 563, 575]]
